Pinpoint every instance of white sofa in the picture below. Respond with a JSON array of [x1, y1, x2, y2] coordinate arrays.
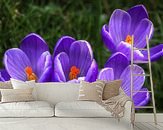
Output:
[[0, 83, 133, 130]]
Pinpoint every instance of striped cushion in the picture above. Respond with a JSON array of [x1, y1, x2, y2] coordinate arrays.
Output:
[[0, 81, 12, 89], [1, 88, 34, 103], [78, 80, 105, 102], [0, 81, 13, 101]]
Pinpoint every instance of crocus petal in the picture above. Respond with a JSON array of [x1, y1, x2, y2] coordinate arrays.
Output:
[[38, 66, 53, 82], [4, 48, 31, 81], [53, 52, 70, 82], [37, 51, 50, 77], [37, 51, 53, 82], [20, 33, 49, 73], [105, 52, 129, 79], [116, 41, 144, 61], [98, 67, 114, 81], [133, 88, 150, 106], [53, 36, 75, 57], [85, 59, 98, 82], [101, 25, 116, 52], [127, 5, 148, 34], [0, 69, 10, 81], [53, 72, 63, 82], [141, 44, 163, 61], [120, 65, 145, 97], [133, 18, 153, 48], [69, 40, 93, 76], [109, 9, 131, 46]]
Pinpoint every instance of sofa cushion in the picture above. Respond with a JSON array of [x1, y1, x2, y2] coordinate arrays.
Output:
[[0, 81, 12, 89], [1, 88, 34, 103], [55, 101, 112, 117], [0, 101, 54, 117], [78, 80, 105, 102], [103, 80, 121, 100], [35, 83, 80, 105], [11, 78, 37, 100], [11, 78, 35, 89], [0, 81, 13, 101]]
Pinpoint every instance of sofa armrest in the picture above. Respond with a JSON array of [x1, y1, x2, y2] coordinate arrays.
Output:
[[122, 100, 133, 122], [119, 100, 134, 129]]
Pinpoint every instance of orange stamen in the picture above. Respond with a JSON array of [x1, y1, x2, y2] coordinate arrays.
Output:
[[25, 66, 37, 81], [69, 66, 80, 80], [125, 35, 132, 44]]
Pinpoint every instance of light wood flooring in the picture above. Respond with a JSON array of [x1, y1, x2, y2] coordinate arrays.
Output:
[[134, 122, 163, 130]]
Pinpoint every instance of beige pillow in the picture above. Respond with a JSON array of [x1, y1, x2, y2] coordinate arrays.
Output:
[[103, 80, 122, 100], [78, 80, 105, 102], [0, 81, 13, 101], [1, 88, 34, 103], [0, 81, 12, 89]]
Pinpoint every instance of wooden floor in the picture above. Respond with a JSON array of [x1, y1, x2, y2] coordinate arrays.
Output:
[[134, 122, 163, 130]]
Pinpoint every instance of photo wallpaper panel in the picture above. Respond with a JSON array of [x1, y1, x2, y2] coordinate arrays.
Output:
[[0, 0, 163, 112]]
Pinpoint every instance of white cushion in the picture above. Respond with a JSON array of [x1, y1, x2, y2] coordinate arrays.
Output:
[[11, 78, 35, 89], [0, 101, 54, 117], [10, 78, 37, 100], [55, 101, 112, 117], [35, 83, 79, 105]]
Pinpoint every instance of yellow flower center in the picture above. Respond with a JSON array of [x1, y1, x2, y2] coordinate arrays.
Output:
[[25, 66, 37, 81], [69, 66, 80, 80], [125, 35, 132, 44]]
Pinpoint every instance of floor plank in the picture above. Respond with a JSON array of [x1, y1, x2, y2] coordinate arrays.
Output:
[[135, 122, 149, 130], [158, 123, 163, 127], [143, 122, 161, 130], [149, 122, 163, 130], [135, 122, 163, 130], [133, 125, 141, 130]]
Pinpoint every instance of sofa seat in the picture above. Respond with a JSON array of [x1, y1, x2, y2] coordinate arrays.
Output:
[[55, 101, 112, 117], [0, 117, 132, 130], [0, 101, 54, 117]]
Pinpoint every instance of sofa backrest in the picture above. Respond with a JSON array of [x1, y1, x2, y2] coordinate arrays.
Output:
[[35, 82, 80, 105]]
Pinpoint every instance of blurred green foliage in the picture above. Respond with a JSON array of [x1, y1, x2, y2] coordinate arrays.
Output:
[[0, 0, 163, 112]]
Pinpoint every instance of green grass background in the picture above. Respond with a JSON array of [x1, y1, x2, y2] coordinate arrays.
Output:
[[0, 0, 163, 112]]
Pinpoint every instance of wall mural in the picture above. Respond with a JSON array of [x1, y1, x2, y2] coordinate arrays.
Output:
[[0, 5, 163, 108]]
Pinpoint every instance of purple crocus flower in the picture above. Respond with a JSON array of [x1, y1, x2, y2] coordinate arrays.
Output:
[[101, 5, 163, 61], [4, 33, 53, 82], [53, 36, 98, 83], [0, 69, 10, 82], [98, 52, 150, 106]]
